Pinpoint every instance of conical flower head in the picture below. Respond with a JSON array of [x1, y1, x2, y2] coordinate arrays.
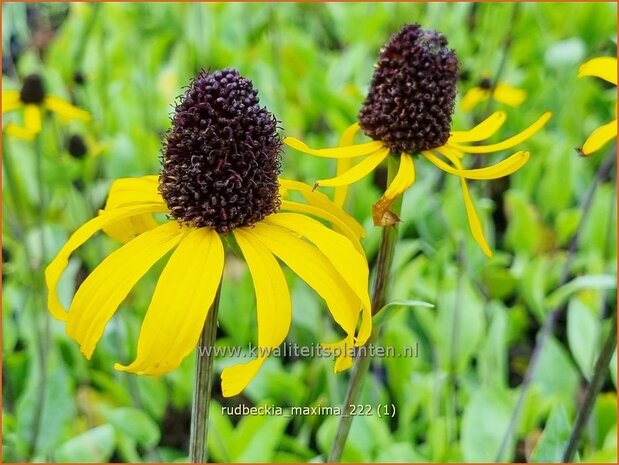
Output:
[[358, 24, 459, 154], [160, 69, 282, 233]]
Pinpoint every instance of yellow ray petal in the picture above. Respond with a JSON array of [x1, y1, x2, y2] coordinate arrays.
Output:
[[581, 119, 617, 156], [222, 227, 292, 397], [492, 83, 527, 107], [2, 90, 22, 113], [460, 87, 490, 112], [265, 212, 371, 318], [334, 123, 361, 207], [449, 111, 507, 143], [44, 95, 92, 121], [45, 203, 170, 322], [104, 176, 163, 208], [424, 149, 530, 180], [67, 221, 186, 358], [449, 112, 552, 154], [316, 147, 389, 188], [102, 213, 161, 244], [101, 176, 165, 243], [459, 176, 493, 258], [322, 336, 355, 372], [284, 136, 384, 159], [372, 153, 416, 226], [24, 104, 42, 134], [251, 222, 361, 338], [578, 57, 617, 85], [220, 358, 265, 398], [434, 150, 492, 257], [280, 200, 363, 254], [279, 179, 365, 239], [383, 153, 415, 199], [115, 227, 223, 375], [4, 123, 36, 140]]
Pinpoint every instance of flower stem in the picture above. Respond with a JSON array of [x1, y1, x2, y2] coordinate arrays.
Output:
[[562, 309, 617, 462], [28, 133, 51, 461], [189, 286, 222, 463], [328, 154, 403, 462]]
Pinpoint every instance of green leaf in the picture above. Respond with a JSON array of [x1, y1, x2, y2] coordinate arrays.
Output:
[[530, 405, 574, 462], [533, 337, 580, 403], [461, 388, 513, 462], [106, 407, 161, 448], [373, 299, 435, 328], [376, 442, 427, 462], [233, 414, 290, 462], [546, 275, 616, 310], [54, 425, 116, 463], [567, 298, 600, 380]]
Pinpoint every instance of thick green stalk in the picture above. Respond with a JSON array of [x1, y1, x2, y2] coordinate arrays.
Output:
[[189, 287, 222, 463], [328, 154, 403, 462]]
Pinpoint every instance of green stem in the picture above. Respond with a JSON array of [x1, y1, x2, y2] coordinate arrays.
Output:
[[27, 133, 51, 461], [562, 309, 617, 462], [328, 154, 403, 462], [189, 286, 222, 463]]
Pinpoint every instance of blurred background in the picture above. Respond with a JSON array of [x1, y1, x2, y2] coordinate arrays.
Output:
[[2, 2, 617, 463]]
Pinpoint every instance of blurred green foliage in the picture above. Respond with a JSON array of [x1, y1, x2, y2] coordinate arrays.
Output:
[[2, 2, 617, 463]]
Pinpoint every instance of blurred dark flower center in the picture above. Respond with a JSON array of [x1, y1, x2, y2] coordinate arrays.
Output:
[[159, 68, 282, 233], [68, 134, 88, 158], [20, 74, 46, 104], [479, 77, 492, 90]]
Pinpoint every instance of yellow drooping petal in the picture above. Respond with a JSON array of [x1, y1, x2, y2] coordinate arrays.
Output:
[[44, 95, 92, 121], [437, 150, 492, 257], [322, 336, 355, 372], [251, 221, 361, 339], [372, 153, 415, 226], [459, 176, 493, 258], [316, 147, 389, 188], [265, 212, 371, 322], [581, 119, 617, 156], [424, 149, 530, 180], [284, 136, 385, 159], [67, 221, 186, 358], [280, 200, 363, 254], [383, 153, 416, 199], [2, 90, 22, 113], [334, 123, 361, 207], [492, 83, 527, 107], [460, 87, 490, 112], [220, 359, 265, 398], [104, 176, 163, 208], [578, 57, 617, 85], [4, 123, 36, 140], [115, 227, 224, 375], [102, 213, 161, 244], [24, 104, 42, 134], [449, 111, 507, 143], [45, 203, 169, 321], [101, 176, 165, 243], [222, 227, 292, 397], [449, 112, 552, 154], [279, 179, 365, 239]]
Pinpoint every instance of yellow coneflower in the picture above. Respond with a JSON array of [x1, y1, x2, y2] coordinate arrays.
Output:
[[45, 69, 371, 397], [284, 24, 551, 258], [2, 74, 91, 140], [578, 57, 617, 156], [460, 77, 527, 111]]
